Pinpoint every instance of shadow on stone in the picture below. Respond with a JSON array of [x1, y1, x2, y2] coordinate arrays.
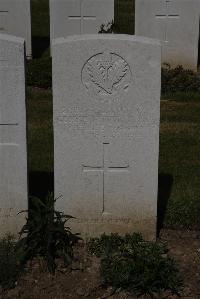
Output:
[[32, 36, 50, 59], [157, 173, 173, 237], [28, 171, 54, 200], [28, 171, 172, 235]]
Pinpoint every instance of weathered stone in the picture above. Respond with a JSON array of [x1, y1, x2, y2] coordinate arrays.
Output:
[[0, 0, 31, 58], [52, 35, 161, 240], [50, 0, 114, 40], [0, 34, 28, 236], [135, 0, 200, 70]]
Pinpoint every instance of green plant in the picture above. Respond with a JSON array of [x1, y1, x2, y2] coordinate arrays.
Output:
[[99, 20, 116, 33], [0, 235, 23, 289], [18, 194, 80, 273], [161, 64, 200, 94], [88, 234, 183, 297], [115, 0, 135, 35], [88, 233, 144, 257]]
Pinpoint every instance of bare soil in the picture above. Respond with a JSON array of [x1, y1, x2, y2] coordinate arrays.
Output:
[[1, 229, 200, 299]]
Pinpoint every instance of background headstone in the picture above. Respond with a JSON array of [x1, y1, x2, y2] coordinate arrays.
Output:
[[0, 34, 28, 236], [53, 34, 161, 240], [135, 0, 200, 70], [0, 0, 32, 58], [50, 0, 114, 40]]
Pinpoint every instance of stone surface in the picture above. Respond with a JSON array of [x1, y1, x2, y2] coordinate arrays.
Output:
[[0, 34, 28, 236], [50, 0, 114, 40], [135, 0, 200, 70], [52, 34, 161, 240], [0, 0, 31, 57]]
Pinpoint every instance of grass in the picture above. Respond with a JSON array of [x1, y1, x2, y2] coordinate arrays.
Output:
[[115, 0, 135, 34], [27, 0, 200, 228], [31, 0, 50, 38], [27, 87, 53, 173], [159, 98, 200, 227], [162, 91, 200, 102]]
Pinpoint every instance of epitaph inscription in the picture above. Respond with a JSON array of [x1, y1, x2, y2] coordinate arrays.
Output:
[[82, 52, 132, 97]]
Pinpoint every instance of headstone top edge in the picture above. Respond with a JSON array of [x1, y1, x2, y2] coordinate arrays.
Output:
[[0, 33, 25, 45], [52, 34, 161, 47]]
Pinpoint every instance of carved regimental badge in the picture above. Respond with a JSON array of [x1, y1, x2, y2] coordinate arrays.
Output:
[[82, 52, 132, 97]]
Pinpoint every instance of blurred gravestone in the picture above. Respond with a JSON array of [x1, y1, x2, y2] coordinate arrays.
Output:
[[0, 0, 32, 58], [52, 34, 161, 240], [135, 0, 200, 70], [0, 34, 28, 236], [50, 0, 114, 40]]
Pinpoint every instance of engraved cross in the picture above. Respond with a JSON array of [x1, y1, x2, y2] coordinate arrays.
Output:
[[82, 143, 129, 214], [155, 0, 179, 42], [68, 0, 96, 34]]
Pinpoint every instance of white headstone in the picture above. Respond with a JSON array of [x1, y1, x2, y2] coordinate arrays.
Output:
[[50, 0, 114, 40], [135, 0, 200, 70], [53, 35, 161, 240], [0, 0, 32, 58], [0, 34, 28, 236]]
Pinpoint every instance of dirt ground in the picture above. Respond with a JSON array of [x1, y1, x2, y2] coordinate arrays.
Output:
[[1, 229, 200, 299]]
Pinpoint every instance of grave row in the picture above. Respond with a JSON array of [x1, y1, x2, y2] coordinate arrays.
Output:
[[0, 0, 199, 69], [0, 0, 199, 239]]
